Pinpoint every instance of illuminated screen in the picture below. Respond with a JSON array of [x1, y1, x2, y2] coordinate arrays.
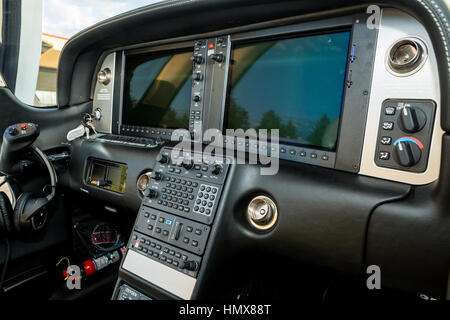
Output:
[[122, 50, 192, 129], [225, 31, 351, 150]]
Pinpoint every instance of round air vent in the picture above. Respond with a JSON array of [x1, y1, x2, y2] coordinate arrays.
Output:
[[247, 195, 278, 231], [386, 38, 427, 76], [97, 68, 112, 85], [137, 171, 152, 195]]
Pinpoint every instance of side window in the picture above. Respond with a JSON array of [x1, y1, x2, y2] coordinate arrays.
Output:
[[1, 0, 160, 108]]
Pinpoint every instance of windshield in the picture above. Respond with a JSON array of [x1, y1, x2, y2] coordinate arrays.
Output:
[[44, 0, 163, 38], [3, 0, 165, 107]]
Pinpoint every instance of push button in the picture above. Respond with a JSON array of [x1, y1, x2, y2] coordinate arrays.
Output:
[[379, 151, 390, 160], [385, 106, 396, 115], [380, 136, 392, 145], [382, 121, 394, 130]]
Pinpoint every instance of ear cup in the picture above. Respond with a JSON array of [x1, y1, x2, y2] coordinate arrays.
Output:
[[13, 192, 32, 233], [0, 191, 13, 235]]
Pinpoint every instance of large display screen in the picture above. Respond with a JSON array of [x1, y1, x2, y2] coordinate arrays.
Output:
[[225, 31, 351, 150], [122, 50, 192, 129]]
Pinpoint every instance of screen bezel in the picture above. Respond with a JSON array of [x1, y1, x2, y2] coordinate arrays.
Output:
[[119, 42, 194, 135], [223, 27, 353, 152]]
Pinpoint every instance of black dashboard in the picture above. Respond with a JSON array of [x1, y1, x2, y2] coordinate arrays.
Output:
[[41, 0, 450, 300]]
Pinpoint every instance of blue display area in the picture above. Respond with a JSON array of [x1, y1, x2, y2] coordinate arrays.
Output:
[[227, 31, 351, 150]]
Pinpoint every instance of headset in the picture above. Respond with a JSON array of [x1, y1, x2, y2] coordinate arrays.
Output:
[[0, 145, 57, 236]]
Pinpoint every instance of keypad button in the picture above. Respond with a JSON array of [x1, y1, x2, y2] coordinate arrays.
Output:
[[187, 226, 193, 232], [195, 229, 202, 235], [192, 240, 198, 247], [183, 237, 190, 244]]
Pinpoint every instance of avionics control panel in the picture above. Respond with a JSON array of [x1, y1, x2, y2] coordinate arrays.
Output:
[[143, 147, 229, 225], [115, 147, 230, 299]]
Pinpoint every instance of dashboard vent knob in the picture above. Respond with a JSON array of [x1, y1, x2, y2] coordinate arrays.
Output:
[[247, 196, 278, 231]]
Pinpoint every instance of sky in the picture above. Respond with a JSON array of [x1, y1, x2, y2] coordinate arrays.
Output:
[[42, 0, 164, 38]]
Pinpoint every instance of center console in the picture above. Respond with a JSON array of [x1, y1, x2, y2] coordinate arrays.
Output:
[[113, 147, 230, 299]]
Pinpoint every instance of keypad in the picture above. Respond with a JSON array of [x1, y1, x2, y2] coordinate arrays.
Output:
[[193, 184, 218, 216], [131, 232, 201, 278]]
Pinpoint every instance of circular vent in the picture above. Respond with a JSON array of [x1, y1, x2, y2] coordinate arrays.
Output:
[[247, 195, 278, 231], [386, 38, 427, 76], [137, 171, 152, 195]]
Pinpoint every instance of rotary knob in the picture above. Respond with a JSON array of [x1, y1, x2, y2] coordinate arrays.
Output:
[[247, 196, 278, 231], [210, 54, 225, 63], [394, 140, 422, 167], [181, 260, 199, 271], [193, 73, 203, 81], [398, 107, 426, 133], [212, 164, 222, 175], [152, 171, 162, 181], [190, 55, 203, 64], [144, 188, 158, 198], [182, 160, 194, 170], [156, 154, 169, 164]]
